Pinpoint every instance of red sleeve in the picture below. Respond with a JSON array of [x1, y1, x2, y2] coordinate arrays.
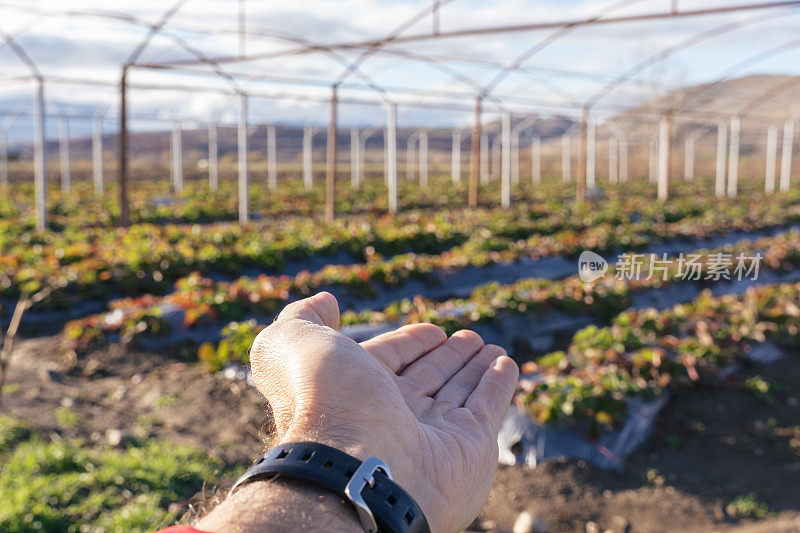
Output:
[[154, 527, 212, 533]]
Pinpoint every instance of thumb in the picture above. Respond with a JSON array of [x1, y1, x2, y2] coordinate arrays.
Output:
[[276, 291, 340, 329]]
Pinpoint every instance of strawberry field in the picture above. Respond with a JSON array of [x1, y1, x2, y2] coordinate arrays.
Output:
[[3, 172, 800, 530]]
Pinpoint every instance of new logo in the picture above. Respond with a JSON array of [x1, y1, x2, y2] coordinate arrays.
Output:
[[578, 251, 608, 282]]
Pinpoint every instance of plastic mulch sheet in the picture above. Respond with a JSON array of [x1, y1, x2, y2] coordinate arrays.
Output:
[[497, 395, 668, 471]]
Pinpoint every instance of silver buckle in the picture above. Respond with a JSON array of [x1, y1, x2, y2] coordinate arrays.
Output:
[[344, 457, 392, 533]]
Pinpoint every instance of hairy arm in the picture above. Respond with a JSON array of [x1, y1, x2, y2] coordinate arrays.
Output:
[[196, 477, 362, 532]]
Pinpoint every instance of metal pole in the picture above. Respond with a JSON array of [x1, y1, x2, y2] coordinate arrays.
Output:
[[238, 93, 249, 224], [359, 135, 366, 187], [715, 121, 728, 198], [325, 85, 338, 223], [58, 117, 71, 193], [586, 117, 597, 189], [620, 138, 628, 182], [386, 103, 398, 214], [171, 122, 183, 194], [765, 125, 778, 193], [657, 114, 670, 200], [451, 130, 461, 184], [561, 133, 570, 183], [351, 128, 359, 188], [684, 136, 695, 182], [480, 130, 489, 184], [780, 117, 794, 192], [419, 129, 428, 189], [303, 126, 313, 189], [609, 136, 618, 184], [406, 134, 416, 181], [267, 125, 278, 190], [468, 97, 481, 208], [93, 111, 103, 196], [648, 137, 656, 184], [727, 116, 740, 198], [208, 123, 218, 191], [491, 137, 500, 180], [118, 67, 129, 226], [34, 79, 47, 231], [501, 111, 511, 208], [577, 108, 588, 203], [511, 131, 520, 185], [532, 135, 541, 185]]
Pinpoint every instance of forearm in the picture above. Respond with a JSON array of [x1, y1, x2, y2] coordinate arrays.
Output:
[[195, 477, 363, 533]]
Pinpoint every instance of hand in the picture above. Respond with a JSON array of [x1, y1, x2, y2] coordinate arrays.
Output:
[[248, 292, 519, 533]]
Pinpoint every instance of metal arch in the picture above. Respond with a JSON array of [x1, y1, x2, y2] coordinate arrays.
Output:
[[331, 0, 461, 88], [583, 7, 799, 111], [0, 25, 42, 79], [139, 1, 800, 68], [479, 0, 648, 98]]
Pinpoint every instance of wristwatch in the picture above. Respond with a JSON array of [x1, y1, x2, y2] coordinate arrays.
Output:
[[229, 441, 430, 533]]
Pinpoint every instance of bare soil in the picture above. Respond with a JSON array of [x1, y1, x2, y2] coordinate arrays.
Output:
[[3, 336, 799, 533]]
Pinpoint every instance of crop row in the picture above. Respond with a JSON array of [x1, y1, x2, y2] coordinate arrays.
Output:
[[61, 229, 800, 372], [5, 190, 800, 306]]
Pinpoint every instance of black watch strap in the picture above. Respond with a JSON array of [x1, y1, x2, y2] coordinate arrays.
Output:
[[229, 441, 430, 533]]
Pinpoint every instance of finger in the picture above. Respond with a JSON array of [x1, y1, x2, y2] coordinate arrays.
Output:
[[464, 356, 519, 436], [276, 291, 339, 329], [399, 329, 484, 396], [434, 344, 507, 407], [360, 323, 447, 373]]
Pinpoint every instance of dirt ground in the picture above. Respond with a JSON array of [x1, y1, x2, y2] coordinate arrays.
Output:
[[3, 335, 799, 533]]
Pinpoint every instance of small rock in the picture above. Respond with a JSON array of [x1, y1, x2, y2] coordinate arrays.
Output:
[[131, 373, 143, 384], [481, 519, 499, 532], [585, 521, 600, 533], [111, 386, 127, 401], [513, 511, 549, 533], [105, 428, 124, 447], [60, 397, 74, 408]]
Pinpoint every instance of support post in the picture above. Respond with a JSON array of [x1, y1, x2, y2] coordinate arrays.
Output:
[[325, 86, 338, 223], [480, 130, 489, 184], [501, 111, 511, 208], [267, 125, 277, 190], [657, 114, 671, 201], [406, 134, 416, 180], [468, 97, 481, 208], [491, 137, 501, 180], [386, 104, 398, 214], [419, 129, 428, 189], [648, 137, 656, 184], [237, 93, 249, 224], [511, 132, 520, 185], [609, 136, 618, 184], [359, 136, 366, 187], [780, 117, 794, 192], [561, 133, 570, 183], [684, 136, 695, 182], [715, 121, 728, 198], [93, 110, 104, 196], [765, 125, 778, 194], [58, 116, 71, 193], [118, 67, 129, 226], [451, 130, 461, 184], [303, 126, 313, 190], [727, 116, 740, 198], [577, 108, 588, 203], [586, 116, 596, 189], [532, 135, 541, 185], [208, 123, 218, 190], [171, 122, 183, 194], [619, 138, 628, 182], [34, 79, 47, 231], [350, 128, 360, 189]]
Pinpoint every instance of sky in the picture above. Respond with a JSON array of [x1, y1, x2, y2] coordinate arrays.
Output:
[[1, 0, 800, 141]]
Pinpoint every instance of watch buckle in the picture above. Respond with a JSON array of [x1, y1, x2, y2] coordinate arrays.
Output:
[[344, 457, 392, 533]]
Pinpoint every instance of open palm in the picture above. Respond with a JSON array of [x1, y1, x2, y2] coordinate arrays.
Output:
[[249, 292, 518, 533]]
